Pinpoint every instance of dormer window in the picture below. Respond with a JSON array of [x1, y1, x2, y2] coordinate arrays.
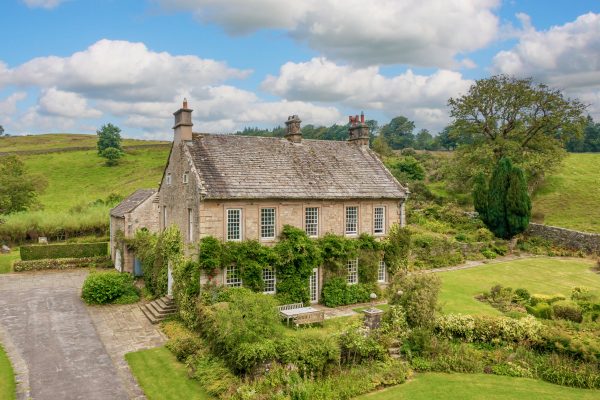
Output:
[[166, 173, 172, 185], [183, 172, 189, 184]]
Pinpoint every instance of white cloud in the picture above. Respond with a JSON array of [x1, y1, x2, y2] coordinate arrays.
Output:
[[156, 0, 500, 67], [0, 92, 27, 117], [38, 88, 102, 119], [22, 0, 65, 9], [5, 39, 251, 102], [493, 12, 600, 120], [263, 57, 472, 130]]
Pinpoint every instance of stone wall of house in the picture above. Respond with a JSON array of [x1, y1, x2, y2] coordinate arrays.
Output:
[[199, 199, 402, 242], [526, 223, 600, 253], [109, 216, 125, 269], [125, 194, 160, 237], [158, 142, 203, 250]]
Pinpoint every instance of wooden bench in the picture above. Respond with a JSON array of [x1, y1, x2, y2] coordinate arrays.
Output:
[[292, 310, 325, 327], [277, 303, 303, 312]]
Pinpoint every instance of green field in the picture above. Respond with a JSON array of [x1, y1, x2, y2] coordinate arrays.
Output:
[[126, 347, 210, 400], [0, 249, 19, 274], [358, 373, 600, 400], [533, 153, 600, 233], [0, 344, 15, 400], [438, 257, 599, 315], [0, 133, 167, 153]]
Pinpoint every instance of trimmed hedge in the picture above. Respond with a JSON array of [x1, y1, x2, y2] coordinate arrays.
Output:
[[13, 256, 112, 272], [20, 242, 108, 261], [81, 270, 139, 304]]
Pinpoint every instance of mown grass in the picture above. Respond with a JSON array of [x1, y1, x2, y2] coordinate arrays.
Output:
[[126, 347, 211, 400], [0, 344, 15, 400], [0, 133, 167, 152], [0, 249, 19, 274], [438, 257, 599, 315], [533, 153, 600, 233], [358, 372, 600, 400]]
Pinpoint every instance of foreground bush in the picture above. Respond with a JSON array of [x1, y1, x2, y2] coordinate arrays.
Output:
[[435, 314, 543, 344], [13, 256, 111, 272], [321, 277, 372, 307], [20, 242, 107, 260], [81, 271, 139, 304]]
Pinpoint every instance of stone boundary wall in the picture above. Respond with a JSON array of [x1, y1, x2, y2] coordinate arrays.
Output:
[[0, 143, 170, 157], [526, 223, 600, 253]]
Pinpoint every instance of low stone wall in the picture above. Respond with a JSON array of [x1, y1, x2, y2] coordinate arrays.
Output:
[[526, 223, 600, 253]]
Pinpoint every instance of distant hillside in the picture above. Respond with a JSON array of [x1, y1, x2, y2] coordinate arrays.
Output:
[[0, 133, 168, 154], [0, 134, 171, 242], [533, 153, 600, 233]]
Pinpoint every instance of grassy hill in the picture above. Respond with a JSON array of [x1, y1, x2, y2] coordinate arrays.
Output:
[[0, 134, 170, 242], [533, 153, 600, 233]]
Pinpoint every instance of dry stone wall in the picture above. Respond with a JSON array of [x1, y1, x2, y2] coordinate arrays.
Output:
[[526, 223, 600, 253]]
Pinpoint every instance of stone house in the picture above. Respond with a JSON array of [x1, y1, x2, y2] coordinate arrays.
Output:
[[110, 189, 159, 275], [157, 100, 408, 301]]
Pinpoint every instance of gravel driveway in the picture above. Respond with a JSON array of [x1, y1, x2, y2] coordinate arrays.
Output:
[[0, 270, 129, 400]]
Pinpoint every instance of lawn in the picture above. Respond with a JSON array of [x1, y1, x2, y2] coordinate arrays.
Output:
[[438, 257, 599, 315], [358, 373, 600, 400], [533, 153, 600, 233], [0, 133, 167, 152], [0, 249, 19, 274], [0, 344, 15, 400], [125, 347, 210, 400]]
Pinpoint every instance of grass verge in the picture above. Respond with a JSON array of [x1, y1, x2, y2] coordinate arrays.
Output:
[[0, 344, 15, 400], [0, 249, 19, 274], [358, 372, 600, 400], [438, 257, 599, 315], [125, 347, 211, 400]]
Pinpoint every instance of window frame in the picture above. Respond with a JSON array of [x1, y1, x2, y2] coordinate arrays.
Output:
[[373, 206, 385, 235], [162, 206, 167, 229], [187, 208, 193, 243], [226, 208, 243, 241], [224, 265, 242, 287], [262, 268, 276, 294], [260, 207, 276, 240], [183, 172, 189, 184], [347, 258, 358, 285], [378, 260, 386, 283], [166, 173, 172, 185], [305, 207, 319, 237], [345, 206, 359, 235]]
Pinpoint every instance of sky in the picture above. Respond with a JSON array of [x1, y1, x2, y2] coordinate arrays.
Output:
[[0, 0, 599, 140]]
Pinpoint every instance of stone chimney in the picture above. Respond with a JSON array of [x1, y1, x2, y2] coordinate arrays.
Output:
[[173, 98, 193, 144], [284, 115, 302, 143], [348, 111, 370, 147]]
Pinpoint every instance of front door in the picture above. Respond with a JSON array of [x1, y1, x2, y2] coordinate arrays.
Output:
[[134, 258, 143, 277], [309, 268, 319, 304]]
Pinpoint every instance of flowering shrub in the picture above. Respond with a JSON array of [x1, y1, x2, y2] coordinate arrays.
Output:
[[435, 314, 543, 344]]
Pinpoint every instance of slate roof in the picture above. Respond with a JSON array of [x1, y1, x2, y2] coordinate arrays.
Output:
[[186, 134, 407, 200], [110, 189, 157, 218]]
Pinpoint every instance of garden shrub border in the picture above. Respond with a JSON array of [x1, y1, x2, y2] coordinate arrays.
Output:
[[13, 256, 112, 272], [20, 242, 108, 260]]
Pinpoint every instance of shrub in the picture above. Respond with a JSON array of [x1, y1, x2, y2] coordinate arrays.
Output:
[[192, 354, 240, 398], [514, 288, 531, 301], [526, 302, 553, 319], [481, 249, 497, 259], [387, 271, 441, 329], [435, 314, 543, 344], [321, 277, 372, 307], [278, 332, 341, 377], [166, 336, 204, 361], [552, 301, 583, 323], [339, 324, 387, 364], [20, 242, 108, 260], [13, 256, 111, 272], [81, 271, 139, 304], [200, 289, 283, 373]]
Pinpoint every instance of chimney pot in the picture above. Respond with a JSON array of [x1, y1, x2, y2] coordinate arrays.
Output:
[[348, 111, 370, 147], [284, 115, 302, 143], [360, 111, 364, 123], [173, 100, 193, 144]]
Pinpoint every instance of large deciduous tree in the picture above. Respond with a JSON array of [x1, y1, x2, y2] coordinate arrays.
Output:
[[473, 157, 531, 239], [379, 116, 415, 149], [0, 155, 47, 214], [448, 75, 587, 190], [97, 123, 123, 154]]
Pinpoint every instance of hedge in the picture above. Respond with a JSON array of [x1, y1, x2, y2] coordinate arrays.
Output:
[[20, 242, 108, 261], [13, 256, 112, 272]]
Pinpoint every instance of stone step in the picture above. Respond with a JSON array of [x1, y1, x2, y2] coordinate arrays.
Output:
[[140, 305, 160, 325], [156, 297, 176, 310], [388, 347, 401, 355], [149, 301, 175, 316], [390, 353, 401, 359]]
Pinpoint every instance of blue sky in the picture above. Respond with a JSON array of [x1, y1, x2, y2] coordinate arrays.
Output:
[[0, 0, 599, 139]]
